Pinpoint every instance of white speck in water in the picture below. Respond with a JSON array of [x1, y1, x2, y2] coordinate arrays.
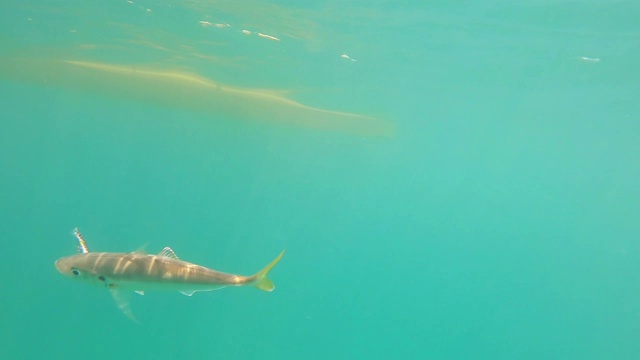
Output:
[[578, 56, 601, 63]]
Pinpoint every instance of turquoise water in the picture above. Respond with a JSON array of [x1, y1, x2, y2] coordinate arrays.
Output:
[[1, 1, 640, 359]]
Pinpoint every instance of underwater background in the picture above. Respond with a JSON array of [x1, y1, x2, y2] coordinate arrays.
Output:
[[1, 0, 639, 359]]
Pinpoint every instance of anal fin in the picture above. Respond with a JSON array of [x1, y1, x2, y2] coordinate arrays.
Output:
[[180, 286, 225, 296]]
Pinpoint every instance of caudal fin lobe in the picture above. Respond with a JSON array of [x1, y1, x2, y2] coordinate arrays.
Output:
[[253, 250, 286, 292]]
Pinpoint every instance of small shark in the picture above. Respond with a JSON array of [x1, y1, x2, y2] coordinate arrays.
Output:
[[55, 228, 285, 320]]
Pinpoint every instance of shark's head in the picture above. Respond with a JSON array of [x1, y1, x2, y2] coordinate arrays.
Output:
[[55, 254, 104, 285]]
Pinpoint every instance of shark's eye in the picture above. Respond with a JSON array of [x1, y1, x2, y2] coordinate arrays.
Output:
[[72, 269, 80, 276]]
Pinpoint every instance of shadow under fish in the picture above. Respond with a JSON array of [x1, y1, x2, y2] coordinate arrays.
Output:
[[1, 57, 395, 137]]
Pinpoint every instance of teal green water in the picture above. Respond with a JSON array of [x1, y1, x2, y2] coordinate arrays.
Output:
[[1, 1, 640, 359]]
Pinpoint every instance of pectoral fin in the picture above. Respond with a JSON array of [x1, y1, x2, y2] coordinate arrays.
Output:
[[109, 288, 139, 323]]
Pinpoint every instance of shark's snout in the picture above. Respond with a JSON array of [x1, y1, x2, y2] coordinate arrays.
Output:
[[55, 258, 72, 274]]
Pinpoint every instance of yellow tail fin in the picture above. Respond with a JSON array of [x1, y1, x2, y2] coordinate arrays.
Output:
[[253, 250, 285, 292]]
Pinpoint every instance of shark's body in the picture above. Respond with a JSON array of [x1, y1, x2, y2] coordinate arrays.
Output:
[[55, 228, 284, 320]]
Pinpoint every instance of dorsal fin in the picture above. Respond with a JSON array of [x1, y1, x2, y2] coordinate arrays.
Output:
[[134, 242, 149, 253], [158, 247, 179, 259]]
